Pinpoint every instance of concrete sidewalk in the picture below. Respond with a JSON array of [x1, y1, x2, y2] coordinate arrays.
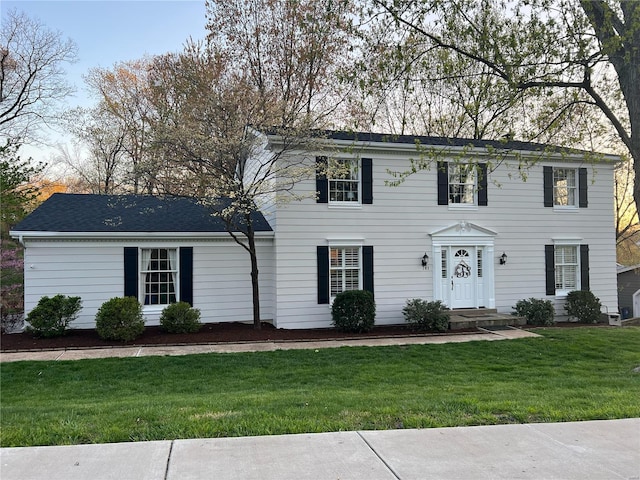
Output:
[[1, 419, 638, 479], [0, 327, 539, 362]]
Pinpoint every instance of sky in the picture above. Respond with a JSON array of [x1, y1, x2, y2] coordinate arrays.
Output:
[[2, 0, 209, 164]]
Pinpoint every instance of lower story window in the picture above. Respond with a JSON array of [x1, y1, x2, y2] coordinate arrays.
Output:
[[330, 246, 361, 298], [141, 248, 178, 305], [555, 245, 578, 292]]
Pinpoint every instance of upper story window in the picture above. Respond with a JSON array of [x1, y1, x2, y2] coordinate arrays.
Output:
[[141, 248, 178, 306], [448, 163, 476, 205], [329, 159, 359, 203], [553, 168, 577, 207], [437, 161, 488, 207], [544, 166, 588, 208], [316, 156, 373, 205]]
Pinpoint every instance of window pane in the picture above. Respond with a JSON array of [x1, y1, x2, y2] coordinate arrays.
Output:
[[344, 269, 359, 291], [554, 245, 578, 290], [328, 159, 359, 202], [441, 249, 447, 279], [448, 164, 476, 204], [142, 248, 178, 305], [553, 169, 576, 206], [330, 248, 341, 267], [329, 246, 361, 297]]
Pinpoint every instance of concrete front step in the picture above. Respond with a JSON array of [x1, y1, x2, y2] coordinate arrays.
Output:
[[449, 311, 525, 331]]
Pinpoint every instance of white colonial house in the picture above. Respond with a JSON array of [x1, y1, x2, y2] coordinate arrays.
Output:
[[10, 130, 619, 329]]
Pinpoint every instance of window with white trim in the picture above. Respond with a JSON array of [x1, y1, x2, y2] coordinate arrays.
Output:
[[329, 158, 360, 203], [141, 248, 178, 306], [329, 246, 361, 298], [448, 163, 476, 205], [554, 245, 579, 292], [553, 168, 577, 207]]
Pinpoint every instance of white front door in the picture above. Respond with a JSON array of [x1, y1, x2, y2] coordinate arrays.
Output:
[[450, 247, 475, 308]]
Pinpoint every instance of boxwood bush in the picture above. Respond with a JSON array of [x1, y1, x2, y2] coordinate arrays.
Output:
[[513, 298, 555, 326], [160, 302, 201, 333], [331, 290, 376, 333], [25, 294, 82, 337], [565, 290, 602, 323], [95, 297, 145, 341], [402, 299, 450, 332]]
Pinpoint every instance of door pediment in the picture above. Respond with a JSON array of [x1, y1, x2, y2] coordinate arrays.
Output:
[[429, 221, 498, 243]]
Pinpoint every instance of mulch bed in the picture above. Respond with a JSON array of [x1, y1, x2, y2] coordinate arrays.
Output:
[[0, 322, 434, 352], [0, 321, 603, 352]]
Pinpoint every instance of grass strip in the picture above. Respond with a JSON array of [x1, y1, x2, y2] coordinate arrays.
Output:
[[1, 326, 639, 446]]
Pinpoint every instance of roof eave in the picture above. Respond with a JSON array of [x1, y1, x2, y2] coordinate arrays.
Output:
[[9, 230, 275, 241], [265, 132, 621, 163]]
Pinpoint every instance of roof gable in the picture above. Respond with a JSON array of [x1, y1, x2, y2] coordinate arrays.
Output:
[[11, 194, 273, 233]]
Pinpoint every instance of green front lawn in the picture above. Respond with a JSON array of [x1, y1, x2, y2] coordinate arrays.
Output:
[[1, 327, 639, 447]]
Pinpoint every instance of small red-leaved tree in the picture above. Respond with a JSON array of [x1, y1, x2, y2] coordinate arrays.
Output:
[[1, 240, 24, 333]]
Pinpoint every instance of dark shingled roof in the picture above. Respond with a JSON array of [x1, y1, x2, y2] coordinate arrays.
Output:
[[12, 194, 273, 233], [265, 128, 592, 155], [324, 130, 555, 152]]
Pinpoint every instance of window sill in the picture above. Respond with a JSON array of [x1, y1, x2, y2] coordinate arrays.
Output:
[[553, 206, 579, 212], [555, 291, 574, 298], [448, 204, 478, 211], [142, 305, 169, 313], [328, 203, 363, 209]]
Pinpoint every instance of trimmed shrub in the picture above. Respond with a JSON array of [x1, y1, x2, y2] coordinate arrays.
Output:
[[160, 302, 201, 333], [331, 290, 376, 333], [403, 299, 450, 332], [513, 298, 555, 326], [25, 294, 82, 337], [565, 290, 602, 323], [95, 297, 145, 341]]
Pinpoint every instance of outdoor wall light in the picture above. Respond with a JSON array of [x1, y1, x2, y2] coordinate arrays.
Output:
[[499, 252, 508, 265], [422, 253, 429, 269]]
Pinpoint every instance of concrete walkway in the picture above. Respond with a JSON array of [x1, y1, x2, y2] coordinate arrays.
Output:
[[0, 327, 539, 362], [1, 419, 638, 479]]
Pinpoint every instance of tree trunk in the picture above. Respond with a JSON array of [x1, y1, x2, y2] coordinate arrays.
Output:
[[245, 214, 261, 330]]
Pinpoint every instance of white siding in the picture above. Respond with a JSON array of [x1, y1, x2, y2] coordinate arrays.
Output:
[[271, 149, 618, 329], [21, 238, 274, 329]]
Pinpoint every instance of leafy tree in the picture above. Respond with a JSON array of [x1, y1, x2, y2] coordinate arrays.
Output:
[[205, 0, 355, 128], [0, 140, 43, 236], [57, 106, 129, 194], [1, 8, 77, 141], [148, 42, 328, 329], [368, 0, 640, 220], [83, 60, 156, 193], [145, 0, 353, 329]]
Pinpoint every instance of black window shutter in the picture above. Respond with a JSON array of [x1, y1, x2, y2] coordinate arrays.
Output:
[[317, 246, 329, 304], [578, 168, 588, 208], [124, 247, 138, 298], [316, 156, 328, 203], [362, 158, 373, 204], [543, 166, 553, 207], [580, 244, 590, 291], [363, 246, 374, 295], [545, 245, 555, 296], [437, 162, 449, 205], [478, 163, 488, 206], [180, 247, 194, 305]]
